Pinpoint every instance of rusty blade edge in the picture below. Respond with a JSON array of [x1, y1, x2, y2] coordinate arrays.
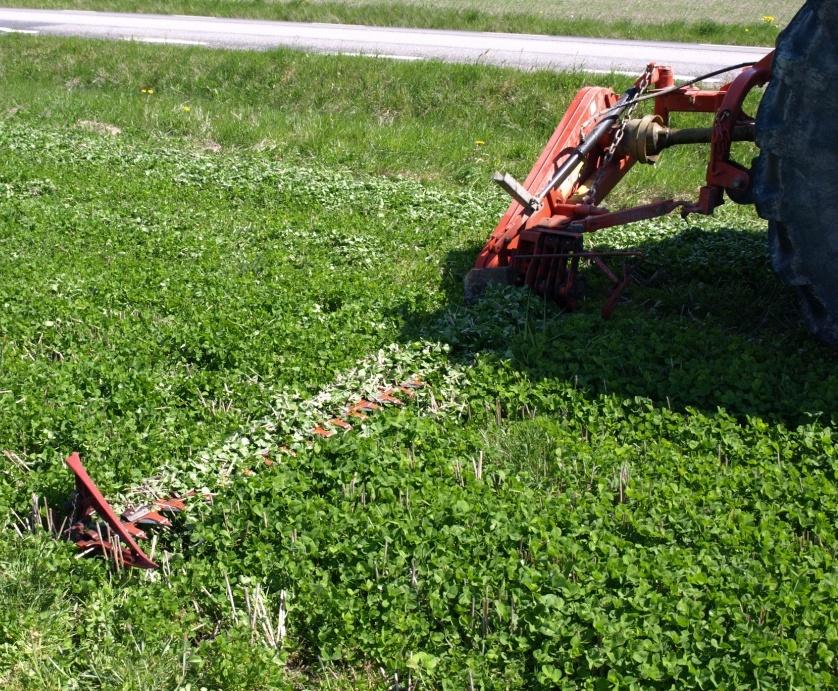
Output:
[[133, 511, 172, 527], [327, 418, 353, 431]]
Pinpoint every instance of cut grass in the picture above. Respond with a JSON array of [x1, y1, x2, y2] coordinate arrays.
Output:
[[4, 0, 793, 46], [1, 36, 837, 689]]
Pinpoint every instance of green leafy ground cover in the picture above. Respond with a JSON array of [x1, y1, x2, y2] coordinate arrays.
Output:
[[4, 0, 793, 46], [1, 37, 837, 689]]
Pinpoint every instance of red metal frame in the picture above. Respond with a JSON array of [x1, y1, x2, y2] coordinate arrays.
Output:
[[472, 53, 774, 314]]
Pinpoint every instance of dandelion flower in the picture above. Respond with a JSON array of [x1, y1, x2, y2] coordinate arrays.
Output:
[[182, 105, 191, 112], [475, 139, 486, 146], [762, 15, 775, 24]]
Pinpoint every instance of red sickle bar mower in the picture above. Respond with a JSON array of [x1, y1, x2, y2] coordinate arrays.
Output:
[[467, 1, 838, 344], [59, 378, 423, 568]]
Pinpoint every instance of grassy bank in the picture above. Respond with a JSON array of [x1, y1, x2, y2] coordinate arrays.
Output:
[[1, 36, 837, 689], [4, 0, 794, 46], [0, 35, 729, 203]]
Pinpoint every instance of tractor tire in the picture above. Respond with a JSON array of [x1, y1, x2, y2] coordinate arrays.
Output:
[[752, 0, 838, 345]]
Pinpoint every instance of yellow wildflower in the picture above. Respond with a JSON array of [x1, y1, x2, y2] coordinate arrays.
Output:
[[762, 15, 775, 24], [182, 105, 191, 112], [475, 139, 486, 146]]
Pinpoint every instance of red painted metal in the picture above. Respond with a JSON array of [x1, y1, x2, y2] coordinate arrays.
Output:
[[131, 510, 173, 527], [568, 200, 687, 234], [65, 452, 158, 569], [60, 379, 424, 566], [350, 400, 379, 414], [471, 55, 774, 315], [64, 453, 197, 568], [654, 87, 730, 121], [328, 418, 353, 430], [311, 379, 425, 437], [373, 389, 404, 405], [155, 497, 187, 512], [473, 86, 621, 271], [701, 52, 773, 208]]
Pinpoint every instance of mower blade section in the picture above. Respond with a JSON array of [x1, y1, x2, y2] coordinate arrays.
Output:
[[374, 389, 404, 405], [327, 418, 353, 431], [118, 521, 149, 540], [131, 510, 173, 528], [122, 505, 153, 523], [123, 501, 180, 524], [350, 400, 379, 414], [154, 497, 187, 513], [64, 452, 158, 569]]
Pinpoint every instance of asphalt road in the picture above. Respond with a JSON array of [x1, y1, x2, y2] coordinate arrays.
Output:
[[0, 8, 770, 78]]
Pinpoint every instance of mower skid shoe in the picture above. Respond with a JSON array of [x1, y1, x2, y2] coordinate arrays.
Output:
[[464, 266, 516, 304], [65, 452, 158, 569]]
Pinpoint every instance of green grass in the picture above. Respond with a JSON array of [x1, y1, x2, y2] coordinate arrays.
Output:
[[0, 35, 731, 203], [1, 36, 837, 689], [5, 0, 795, 46]]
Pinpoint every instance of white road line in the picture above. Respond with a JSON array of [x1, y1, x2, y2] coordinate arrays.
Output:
[[132, 36, 208, 46], [0, 26, 38, 34]]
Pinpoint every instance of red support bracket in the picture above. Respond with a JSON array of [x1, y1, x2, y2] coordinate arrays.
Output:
[[702, 52, 773, 206]]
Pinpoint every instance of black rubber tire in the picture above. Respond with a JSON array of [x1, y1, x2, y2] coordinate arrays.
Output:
[[752, 0, 838, 345]]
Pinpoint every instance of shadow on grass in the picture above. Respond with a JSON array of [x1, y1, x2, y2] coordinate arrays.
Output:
[[399, 224, 838, 428]]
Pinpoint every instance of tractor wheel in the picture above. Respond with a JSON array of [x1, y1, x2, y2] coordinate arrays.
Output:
[[752, 0, 838, 345]]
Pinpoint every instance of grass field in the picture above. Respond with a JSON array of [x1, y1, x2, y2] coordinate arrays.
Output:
[[0, 35, 724, 203], [1, 35, 837, 689], [4, 0, 798, 46]]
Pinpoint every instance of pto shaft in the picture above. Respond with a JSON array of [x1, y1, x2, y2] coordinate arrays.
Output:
[[620, 114, 755, 163]]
